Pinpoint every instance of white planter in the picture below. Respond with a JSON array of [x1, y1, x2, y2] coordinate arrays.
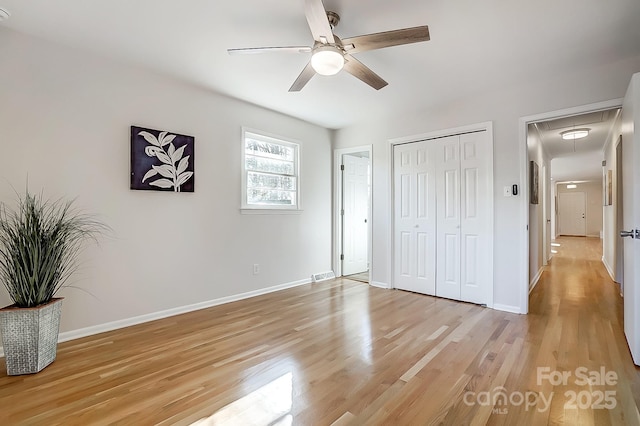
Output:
[[0, 298, 63, 375]]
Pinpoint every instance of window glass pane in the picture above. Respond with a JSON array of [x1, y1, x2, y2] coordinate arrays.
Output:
[[245, 138, 295, 161], [248, 172, 296, 191], [245, 155, 294, 176], [248, 189, 296, 205], [243, 130, 299, 209]]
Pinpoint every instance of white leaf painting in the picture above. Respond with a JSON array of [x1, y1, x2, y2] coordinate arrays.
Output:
[[177, 156, 190, 175], [139, 131, 160, 146], [172, 145, 187, 163], [156, 151, 173, 165], [133, 126, 194, 192], [142, 168, 158, 183], [145, 146, 162, 157], [152, 164, 175, 179], [177, 171, 194, 187], [149, 178, 174, 188]]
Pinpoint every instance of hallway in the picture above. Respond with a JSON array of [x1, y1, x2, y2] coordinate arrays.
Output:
[[528, 236, 640, 424]]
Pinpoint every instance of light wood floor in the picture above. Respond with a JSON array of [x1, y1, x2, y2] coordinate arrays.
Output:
[[1, 236, 639, 425], [343, 271, 369, 284]]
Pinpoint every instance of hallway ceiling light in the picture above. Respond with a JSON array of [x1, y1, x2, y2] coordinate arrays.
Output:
[[567, 184, 577, 189], [561, 129, 589, 140]]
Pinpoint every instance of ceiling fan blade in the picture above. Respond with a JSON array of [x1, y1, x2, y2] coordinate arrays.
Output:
[[228, 46, 312, 55], [342, 55, 388, 90], [289, 62, 316, 92], [304, 0, 335, 44], [341, 26, 430, 54]]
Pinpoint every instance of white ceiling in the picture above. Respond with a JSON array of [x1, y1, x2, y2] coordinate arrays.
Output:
[[531, 109, 620, 183], [0, 0, 639, 130]]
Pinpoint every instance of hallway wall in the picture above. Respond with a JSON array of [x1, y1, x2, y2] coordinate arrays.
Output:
[[602, 113, 623, 281], [528, 125, 550, 289]]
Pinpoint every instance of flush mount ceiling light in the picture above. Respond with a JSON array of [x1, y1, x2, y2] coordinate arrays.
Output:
[[311, 45, 344, 76], [561, 128, 589, 140]]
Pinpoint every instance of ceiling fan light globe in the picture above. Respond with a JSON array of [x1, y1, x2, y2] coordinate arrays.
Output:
[[311, 47, 344, 76]]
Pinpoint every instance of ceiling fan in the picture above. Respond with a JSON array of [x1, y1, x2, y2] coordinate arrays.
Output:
[[227, 0, 430, 92]]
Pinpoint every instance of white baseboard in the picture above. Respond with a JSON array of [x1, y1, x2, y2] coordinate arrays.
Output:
[[529, 267, 544, 294], [370, 281, 391, 289], [602, 256, 616, 281], [493, 304, 523, 314], [0, 277, 311, 359]]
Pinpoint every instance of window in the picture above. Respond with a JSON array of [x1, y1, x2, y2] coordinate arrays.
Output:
[[242, 129, 300, 210]]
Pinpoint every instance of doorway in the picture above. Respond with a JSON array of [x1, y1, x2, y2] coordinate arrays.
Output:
[[520, 100, 623, 313], [334, 146, 372, 284]]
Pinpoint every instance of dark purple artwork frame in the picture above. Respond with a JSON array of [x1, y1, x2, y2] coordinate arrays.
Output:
[[130, 126, 194, 192]]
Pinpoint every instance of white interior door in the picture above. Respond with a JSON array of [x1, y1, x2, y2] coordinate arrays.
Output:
[[342, 154, 369, 276], [459, 132, 491, 304], [622, 72, 640, 365], [435, 136, 461, 300], [393, 142, 437, 294], [558, 192, 586, 236]]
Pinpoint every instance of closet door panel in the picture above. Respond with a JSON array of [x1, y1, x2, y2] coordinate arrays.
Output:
[[460, 132, 490, 304], [436, 136, 461, 300]]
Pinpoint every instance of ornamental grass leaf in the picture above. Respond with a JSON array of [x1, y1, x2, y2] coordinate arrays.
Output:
[[0, 190, 108, 308]]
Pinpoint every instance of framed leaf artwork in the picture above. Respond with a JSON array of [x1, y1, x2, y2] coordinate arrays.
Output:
[[529, 160, 539, 205], [130, 126, 194, 192]]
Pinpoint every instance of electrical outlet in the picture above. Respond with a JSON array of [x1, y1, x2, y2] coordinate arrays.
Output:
[[253, 264, 260, 275]]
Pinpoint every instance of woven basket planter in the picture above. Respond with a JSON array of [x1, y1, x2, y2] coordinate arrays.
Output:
[[0, 298, 63, 375]]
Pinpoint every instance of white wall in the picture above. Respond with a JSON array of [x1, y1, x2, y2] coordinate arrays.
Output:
[[0, 28, 332, 334], [556, 182, 603, 237], [602, 113, 623, 280], [334, 54, 640, 313], [527, 125, 550, 288]]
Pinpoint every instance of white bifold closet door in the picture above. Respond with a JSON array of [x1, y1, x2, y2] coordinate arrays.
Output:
[[393, 131, 490, 304], [393, 141, 437, 294]]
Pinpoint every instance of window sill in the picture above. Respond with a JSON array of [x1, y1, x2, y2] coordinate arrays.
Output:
[[240, 208, 303, 215]]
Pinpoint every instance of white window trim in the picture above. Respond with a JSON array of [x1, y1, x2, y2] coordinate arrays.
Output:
[[241, 127, 302, 213]]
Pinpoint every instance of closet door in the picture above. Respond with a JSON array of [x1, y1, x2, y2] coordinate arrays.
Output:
[[393, 141, 437, 295], [459, 132, 490, 304], [435, 136, 461, 300], [392, 130, 491, 304]]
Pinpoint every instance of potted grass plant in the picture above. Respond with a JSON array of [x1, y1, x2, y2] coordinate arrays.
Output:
[[0, 189, 106, 375]]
